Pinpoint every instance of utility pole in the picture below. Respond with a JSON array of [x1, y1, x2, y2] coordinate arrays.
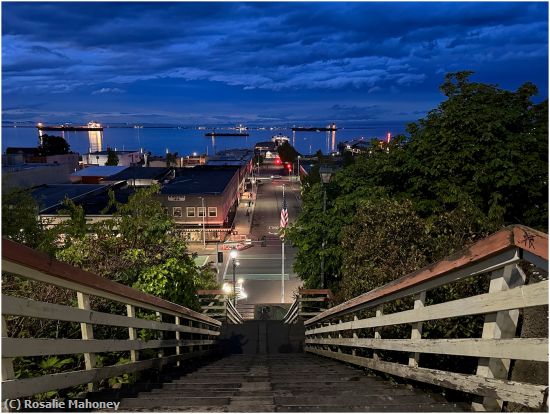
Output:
[[281, 184, 286, 303], [201, 197, 206, 247]]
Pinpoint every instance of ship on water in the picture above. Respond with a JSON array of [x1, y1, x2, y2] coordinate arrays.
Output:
[[37, 121, 103, 132], [271, 133, 290, 146]]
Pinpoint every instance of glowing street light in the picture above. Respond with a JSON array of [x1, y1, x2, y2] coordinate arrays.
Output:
[[230, 249, 238, 304]]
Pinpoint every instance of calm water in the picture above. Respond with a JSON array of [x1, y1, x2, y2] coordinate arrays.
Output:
[[1, 124, 407, 156]]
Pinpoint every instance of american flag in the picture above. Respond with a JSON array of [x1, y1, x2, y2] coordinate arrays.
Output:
[[280, 194, 288, 229]]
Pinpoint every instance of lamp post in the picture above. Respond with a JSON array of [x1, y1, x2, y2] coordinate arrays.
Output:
[[319, 166, 333, 289], [201, 197, 206, 247], [230, 249, 238, 305], [297, 155, 301, 182]]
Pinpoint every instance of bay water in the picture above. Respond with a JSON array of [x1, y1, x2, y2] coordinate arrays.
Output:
[[2, 123, 408, 157]]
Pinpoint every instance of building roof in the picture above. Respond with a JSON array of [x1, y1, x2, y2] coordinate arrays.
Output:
[[161, 166, 239, 195], [106, 166, 171, 181], [86, 150, 139, 155], [39, 183, 135, 215], [206, 159, 248, 166], [6, 147, 39, 155], [31, 184, 107, 212], [255, 141, 277, 149], [71, 166, 128, 177]]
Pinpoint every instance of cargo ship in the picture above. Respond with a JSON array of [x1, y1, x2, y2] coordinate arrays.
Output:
[[37, 121, 103, 132]]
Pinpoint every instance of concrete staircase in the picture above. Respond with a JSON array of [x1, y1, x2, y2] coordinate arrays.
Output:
[[118, 354, 464, 412]]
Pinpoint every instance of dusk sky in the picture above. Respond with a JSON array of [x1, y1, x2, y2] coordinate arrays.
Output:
[[3, 2, 548, 125]]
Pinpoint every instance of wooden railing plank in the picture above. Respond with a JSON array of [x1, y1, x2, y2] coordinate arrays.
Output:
[[306, 281, 548, 334], [306, 347, 548, 409], [305, 338, 548, 362], [307, 247, 521, 324], [2, 240, 220, 326], [1, 350, 211, 400], [2, 338, 217, 358], [2, 295, 220, 336]]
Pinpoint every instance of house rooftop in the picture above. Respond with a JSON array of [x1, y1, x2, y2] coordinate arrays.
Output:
[[39, 183, 135, 215], [86, 150, 139, 155], [31, 184, 108, 212], [71, 166, 128, 177], [106, 167, 171, 181], [161, 166, 239, 195]]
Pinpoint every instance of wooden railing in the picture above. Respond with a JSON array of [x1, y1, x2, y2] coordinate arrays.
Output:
[[284, 289, 333, 324], [1, 239, 222, 400], [197, 290, 244, 324], [303, 225, 548, 411]]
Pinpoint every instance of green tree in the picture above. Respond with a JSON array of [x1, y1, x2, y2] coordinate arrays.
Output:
[[277, 142, 300, 164], [403, 72, 548, 229], [38, 134, 70, 156], [105, 148, 119, 166], [56, 185, 217, 309], [166, 152, 178, 167], [2, 189, 56, 254], [288, 72, 547, 295]]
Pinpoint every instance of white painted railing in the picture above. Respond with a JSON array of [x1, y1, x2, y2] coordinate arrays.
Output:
[[1, 239, 222, 400], [197, 290, 244, 324], [304, 225, 549, 411], [283, 289, 333, 324]]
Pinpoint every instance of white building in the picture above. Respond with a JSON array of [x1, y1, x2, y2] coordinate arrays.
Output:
[[84, 150, 142, 167]]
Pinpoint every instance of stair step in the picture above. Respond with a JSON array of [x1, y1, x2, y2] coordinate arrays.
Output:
[[275, 403, 462, 412], [120, 397, 230, 408], [163, 382, 242, 388], [111, 350, 463, 412], [273, 394, 439, 405]]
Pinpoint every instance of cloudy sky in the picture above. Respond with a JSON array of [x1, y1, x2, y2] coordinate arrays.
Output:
[[2, 2, 548, 125]]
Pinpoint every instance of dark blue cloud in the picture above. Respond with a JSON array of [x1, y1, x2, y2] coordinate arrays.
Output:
[[2, 2, 548, 124]]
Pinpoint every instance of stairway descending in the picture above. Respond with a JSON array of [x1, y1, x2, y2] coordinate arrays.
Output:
[[235, 303, 255, 320], [118, 354, 465, 412]]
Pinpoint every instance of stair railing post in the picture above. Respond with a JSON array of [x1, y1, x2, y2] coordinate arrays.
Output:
[[472, 264, 526, 411], [189, 320, 194, 353], [77, 292, 97, 392], [352, 315, 358, 356], [156, 312, 164, 360], [337, 319, 343, 354], [373, 305, 383, 361], [408, 291, 426, 367], [175, 316, 181, 367], [126, 304, 139, 363], [2, 316, 15, 382]]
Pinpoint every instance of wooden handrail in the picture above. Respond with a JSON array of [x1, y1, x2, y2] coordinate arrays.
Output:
[[2, 239, 223, 400], [2, 238, 220, 326], [303, 225, 549, 410], [197, 291, 244, 324], [307, 225, 547, 324]]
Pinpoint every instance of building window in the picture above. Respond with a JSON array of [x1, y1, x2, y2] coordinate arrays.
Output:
[[197, 207, 206, 217], [187, 207, 195, 217], [208, 207, 217, 217], [172, 207, 182, 217], [163, 207, 169, 215]]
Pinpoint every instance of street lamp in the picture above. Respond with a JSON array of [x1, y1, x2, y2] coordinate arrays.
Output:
[[297, 155, 301, 181], [200, 197, 206, 247], [230, 249, 238, 305], [319, 166, 333, 289]]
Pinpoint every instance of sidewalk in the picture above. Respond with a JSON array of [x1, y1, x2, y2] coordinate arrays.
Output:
[[232, 189, 257, 239]]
